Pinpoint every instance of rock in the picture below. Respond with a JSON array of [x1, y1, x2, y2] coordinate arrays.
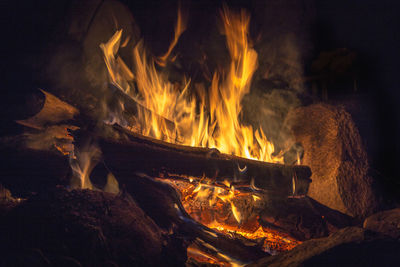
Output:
[[0, 188, 187, 266], [248, 227, 400, 267], [286, 103, 379, 218], [363, 208, 400, 239]]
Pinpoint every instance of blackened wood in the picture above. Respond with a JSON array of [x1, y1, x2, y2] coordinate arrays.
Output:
[[119, 172, 269, 263], [108, 84, 178, 139], [0, 147, 70, 197], [99, 125, 311, 197], [259, 196, 355, 241], [0, 188, 187, 266]]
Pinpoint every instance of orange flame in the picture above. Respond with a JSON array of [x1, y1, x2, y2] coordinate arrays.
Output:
[[165, 178, 301, 254], [156, 3, 187, 66], [101, 7, 282, 164]]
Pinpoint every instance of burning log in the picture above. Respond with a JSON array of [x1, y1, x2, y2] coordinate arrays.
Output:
[[107, 84, 178, 138], [118, 173, 269, 264], [98, 125, 312, 197]]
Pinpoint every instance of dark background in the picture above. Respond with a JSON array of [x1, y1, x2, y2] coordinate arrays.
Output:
[[1, 0, 399, 199]]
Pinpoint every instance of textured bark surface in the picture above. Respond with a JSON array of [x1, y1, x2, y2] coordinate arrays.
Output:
[[98, 125, 311, 196], [0, 188, 187, 267], [16, 90, 78, 130], [363, 208, 400, 239], [248, 227, 400, 267], [286, 103, 379, 217], [259, 197, 355, 241], [0, 146, 70, 198]]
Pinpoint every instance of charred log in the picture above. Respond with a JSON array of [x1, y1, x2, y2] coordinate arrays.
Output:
[[117, 172, 269, 264], [259, 196, 355, 241], [98, 125, 312, 197], [107, 84, 178, 137], [0, 146, 70, 198], [248, 227, 400, 267], [0, 187, 187, 266]]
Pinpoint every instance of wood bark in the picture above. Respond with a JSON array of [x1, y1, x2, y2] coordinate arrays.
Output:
[[98, 125, 312, 197], [107, 84, 177, 137], [16, 89, 78, 130]]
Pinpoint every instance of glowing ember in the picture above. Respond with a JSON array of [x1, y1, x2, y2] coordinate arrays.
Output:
[[100, 6, 283, 163], [164, 179, 301, 254]]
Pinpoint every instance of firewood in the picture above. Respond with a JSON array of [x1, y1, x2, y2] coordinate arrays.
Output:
[[98, 125, 312, 197], [0, 146, 70, 197], [258, 196, 355, 241], [107, 84, 178, 138], [286, 103, 380, 217], [16, 89, 78, 130], [118, 172, 269, 264]]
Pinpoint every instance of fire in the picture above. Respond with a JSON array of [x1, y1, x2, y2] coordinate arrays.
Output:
[[100, 6, 283, 163], [69, 143, 100, 190], [166, 178, 301, 254], [156, 3, 187, 66], [100, 5, 297, 261]]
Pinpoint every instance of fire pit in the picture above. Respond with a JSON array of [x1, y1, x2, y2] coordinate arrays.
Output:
[[1, 0, 400, 266]]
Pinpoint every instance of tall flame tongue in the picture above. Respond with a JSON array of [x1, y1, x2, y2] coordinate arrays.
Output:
[[100, 7, 296, 262], [101, 6, 283, 163]]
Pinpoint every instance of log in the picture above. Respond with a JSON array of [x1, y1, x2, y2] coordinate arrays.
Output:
[[107, 84, 180, 141], [0, 146, 70, 197], [98, 125, 312, 197], [285, 103, 379, 217], [16, 89, 78, 130], [248, 227, 400, 267], [0, 187, 188, 266], [117, 172, 269, 264], [258, 196, 355, 241]]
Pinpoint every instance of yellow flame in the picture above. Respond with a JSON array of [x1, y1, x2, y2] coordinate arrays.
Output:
[[100, 7, 282, 163], [69, 144, 100, 190], [157, 4, 187, 66]]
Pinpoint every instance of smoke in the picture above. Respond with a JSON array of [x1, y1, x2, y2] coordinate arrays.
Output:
[[240, 0, 316, 161], [43, 0, 314, 163]]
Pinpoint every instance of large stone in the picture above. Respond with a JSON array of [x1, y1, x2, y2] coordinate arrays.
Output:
[[248, 227, 400, 267], [363, 208, 400, 239], [285, 103, 379, 217]]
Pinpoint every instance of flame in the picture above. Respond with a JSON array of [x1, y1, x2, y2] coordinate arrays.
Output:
[[157, 3, 187, 66], [69, 143, 101, 189], [99, 7, 298, 262], [166, 178, 301, 254], [100, 6, 283, 164]]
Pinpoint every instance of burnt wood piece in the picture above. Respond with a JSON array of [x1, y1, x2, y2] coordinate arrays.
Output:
[[0, 188, 188, 266], [108, 84, 179, 139], [99, 125, 312, 196], [0, 146, 70, 198], [259, 196, 356, 241], [248, 227, 400, 267], [118, 172, 269, 264]]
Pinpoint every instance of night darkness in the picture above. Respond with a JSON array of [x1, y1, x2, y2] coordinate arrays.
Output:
[[1, 0, 400, 197]]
